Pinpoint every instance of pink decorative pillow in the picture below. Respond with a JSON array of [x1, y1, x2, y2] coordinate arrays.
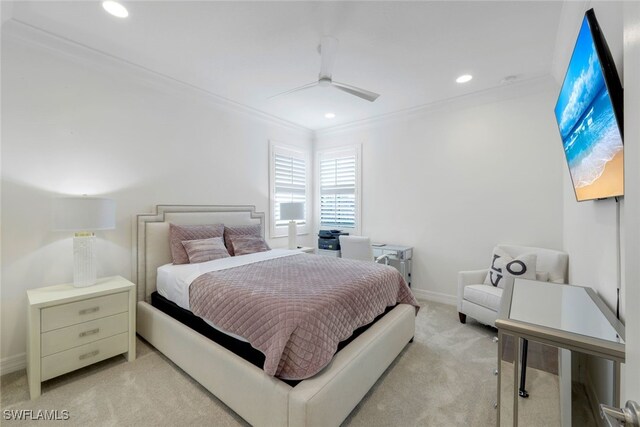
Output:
[[229, 235, 271, 256], [223, 224, 262, 256], [169, 223, 224, 264], [181, 237, 230, 264]]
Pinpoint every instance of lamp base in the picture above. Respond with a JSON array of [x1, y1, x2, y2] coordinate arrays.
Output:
[[73, 233, 97, 287], [288, 221, 298, 250]]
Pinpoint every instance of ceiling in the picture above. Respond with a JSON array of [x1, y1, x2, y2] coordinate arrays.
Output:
[[5, 1, 563, 130]]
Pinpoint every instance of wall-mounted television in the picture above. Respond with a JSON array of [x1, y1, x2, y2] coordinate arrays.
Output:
[[554, 8, 624, 202]]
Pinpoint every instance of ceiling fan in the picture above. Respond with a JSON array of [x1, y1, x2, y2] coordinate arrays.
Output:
[[269, 36, 380, 102]]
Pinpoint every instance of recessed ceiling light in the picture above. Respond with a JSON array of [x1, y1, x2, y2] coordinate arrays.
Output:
[[456, 74, 473, 84], [325, 113, 336, 119], [102, 1, 129, 18]]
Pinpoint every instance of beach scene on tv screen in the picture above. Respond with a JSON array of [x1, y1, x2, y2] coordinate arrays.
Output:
[[555, 16, 623, 201]]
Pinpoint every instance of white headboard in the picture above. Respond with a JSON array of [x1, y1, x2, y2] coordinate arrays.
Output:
[[133, 205, 265, 302]]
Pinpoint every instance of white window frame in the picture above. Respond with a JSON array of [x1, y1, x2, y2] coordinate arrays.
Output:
[[315, 144, 362, 235], [269, 141, 311, 238]]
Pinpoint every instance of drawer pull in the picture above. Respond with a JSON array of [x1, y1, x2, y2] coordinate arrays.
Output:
[[79, 350, 99, 360], [79, 328, 100, 338], [79, 306, 100, 316]]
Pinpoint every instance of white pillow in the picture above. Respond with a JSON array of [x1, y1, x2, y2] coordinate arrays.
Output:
[[484, 247, 537, 289], [536, 271, 550, 282]]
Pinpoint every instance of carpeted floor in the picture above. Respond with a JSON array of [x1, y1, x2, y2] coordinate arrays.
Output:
[[0, 300, 590, 426]]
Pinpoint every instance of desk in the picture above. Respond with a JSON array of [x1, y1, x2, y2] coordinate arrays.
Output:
[[496, 279, 625, 426], [315, 243, 413, 286], [371, 244, 412, 287]]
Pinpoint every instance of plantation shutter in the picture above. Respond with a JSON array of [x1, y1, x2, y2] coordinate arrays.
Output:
[[320, 154, 357, 228], [274, 152, 307, 227]]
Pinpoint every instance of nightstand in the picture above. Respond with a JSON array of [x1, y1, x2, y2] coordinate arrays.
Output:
[[27, 276, 136, 399], [296, 246, 315, 254], [317, 249, 341, 257]]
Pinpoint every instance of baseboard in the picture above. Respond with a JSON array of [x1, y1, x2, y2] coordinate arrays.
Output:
[[585, 370, 607, 427], [0, 353, 26, 376], [411, 288, 457, 306]]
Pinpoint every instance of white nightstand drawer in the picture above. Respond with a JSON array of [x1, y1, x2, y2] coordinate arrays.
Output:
[[27, 277, 136, 399], [41, 292, 128, 332], [41, 312, 129, 357], [41, 332, 128, 381]]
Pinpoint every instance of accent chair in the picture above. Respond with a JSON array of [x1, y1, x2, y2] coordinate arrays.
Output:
[[457, 245, 569, 326]]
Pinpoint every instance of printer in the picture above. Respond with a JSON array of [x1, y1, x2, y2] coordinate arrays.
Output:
[[318, 230, 349, 250]]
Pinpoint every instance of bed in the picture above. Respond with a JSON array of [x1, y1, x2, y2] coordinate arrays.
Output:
[[134, 205, 417, 426]]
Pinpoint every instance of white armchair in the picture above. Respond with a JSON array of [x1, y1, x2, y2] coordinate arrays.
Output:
[[457, 245, 569, 326]]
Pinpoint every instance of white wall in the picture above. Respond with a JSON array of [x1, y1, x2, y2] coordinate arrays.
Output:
[[553, 0, 624, 407], [0, 29, 313, 365], [555, 0, 623, 318], [622, 0, 640, 403], [315, 79, 564, 302]]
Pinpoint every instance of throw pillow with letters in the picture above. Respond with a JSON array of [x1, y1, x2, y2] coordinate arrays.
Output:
[[484, 247, 537, 289]]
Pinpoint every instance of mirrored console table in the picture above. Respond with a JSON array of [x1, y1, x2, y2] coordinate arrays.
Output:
[[371, 244, 412, 287], [496, 278, 625, 426], [316, 243, 413, 286]]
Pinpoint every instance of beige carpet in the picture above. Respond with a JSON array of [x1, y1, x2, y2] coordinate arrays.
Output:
[[499, 361, 561, 426], [0, 300, 586, 426]]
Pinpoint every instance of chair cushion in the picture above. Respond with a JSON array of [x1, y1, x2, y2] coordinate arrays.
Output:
[[536, 271, 550, 282], [463, 284, 503, 312]]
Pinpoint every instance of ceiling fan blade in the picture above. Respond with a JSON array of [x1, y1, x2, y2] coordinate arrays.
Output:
[[332, 81, 380, 102], [267, 81, 318, 100], [319, 36, 339, 79]]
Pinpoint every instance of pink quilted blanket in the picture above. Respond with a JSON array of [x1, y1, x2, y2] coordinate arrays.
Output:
[[189, 253, 419, 380]]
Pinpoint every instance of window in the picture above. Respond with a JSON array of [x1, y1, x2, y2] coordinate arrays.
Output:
[[269, 142, 310, 238], [317, 145, 361, 232]]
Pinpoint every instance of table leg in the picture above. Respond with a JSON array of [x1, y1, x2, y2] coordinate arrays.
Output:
[[614, 361, 621, 407], [519, 339, 529, 398], [513, 335, 520, 427], [497, 331, 503, 426]]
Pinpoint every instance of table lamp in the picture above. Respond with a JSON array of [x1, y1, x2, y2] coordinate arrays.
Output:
[[52, 196, 116, 287], [280, 202, 304, 250]]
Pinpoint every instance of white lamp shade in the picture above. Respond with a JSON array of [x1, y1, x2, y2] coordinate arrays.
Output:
[[280, 202, 305, 221], [52, 197, 116, 231]]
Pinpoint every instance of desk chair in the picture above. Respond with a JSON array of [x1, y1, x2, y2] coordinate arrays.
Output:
[[339, 236, 390, 264]]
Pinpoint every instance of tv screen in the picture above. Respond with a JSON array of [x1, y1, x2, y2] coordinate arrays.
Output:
[[554, 9, 624, 202]]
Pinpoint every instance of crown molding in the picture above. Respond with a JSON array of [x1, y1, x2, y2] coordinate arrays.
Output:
[[2, 19, 313, 136], [3, 18, 558, 140], [315, 74, 557, 137]]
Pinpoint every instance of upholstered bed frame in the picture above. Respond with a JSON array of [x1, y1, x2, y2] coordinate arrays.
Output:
[[133, 205, 415, 427]]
